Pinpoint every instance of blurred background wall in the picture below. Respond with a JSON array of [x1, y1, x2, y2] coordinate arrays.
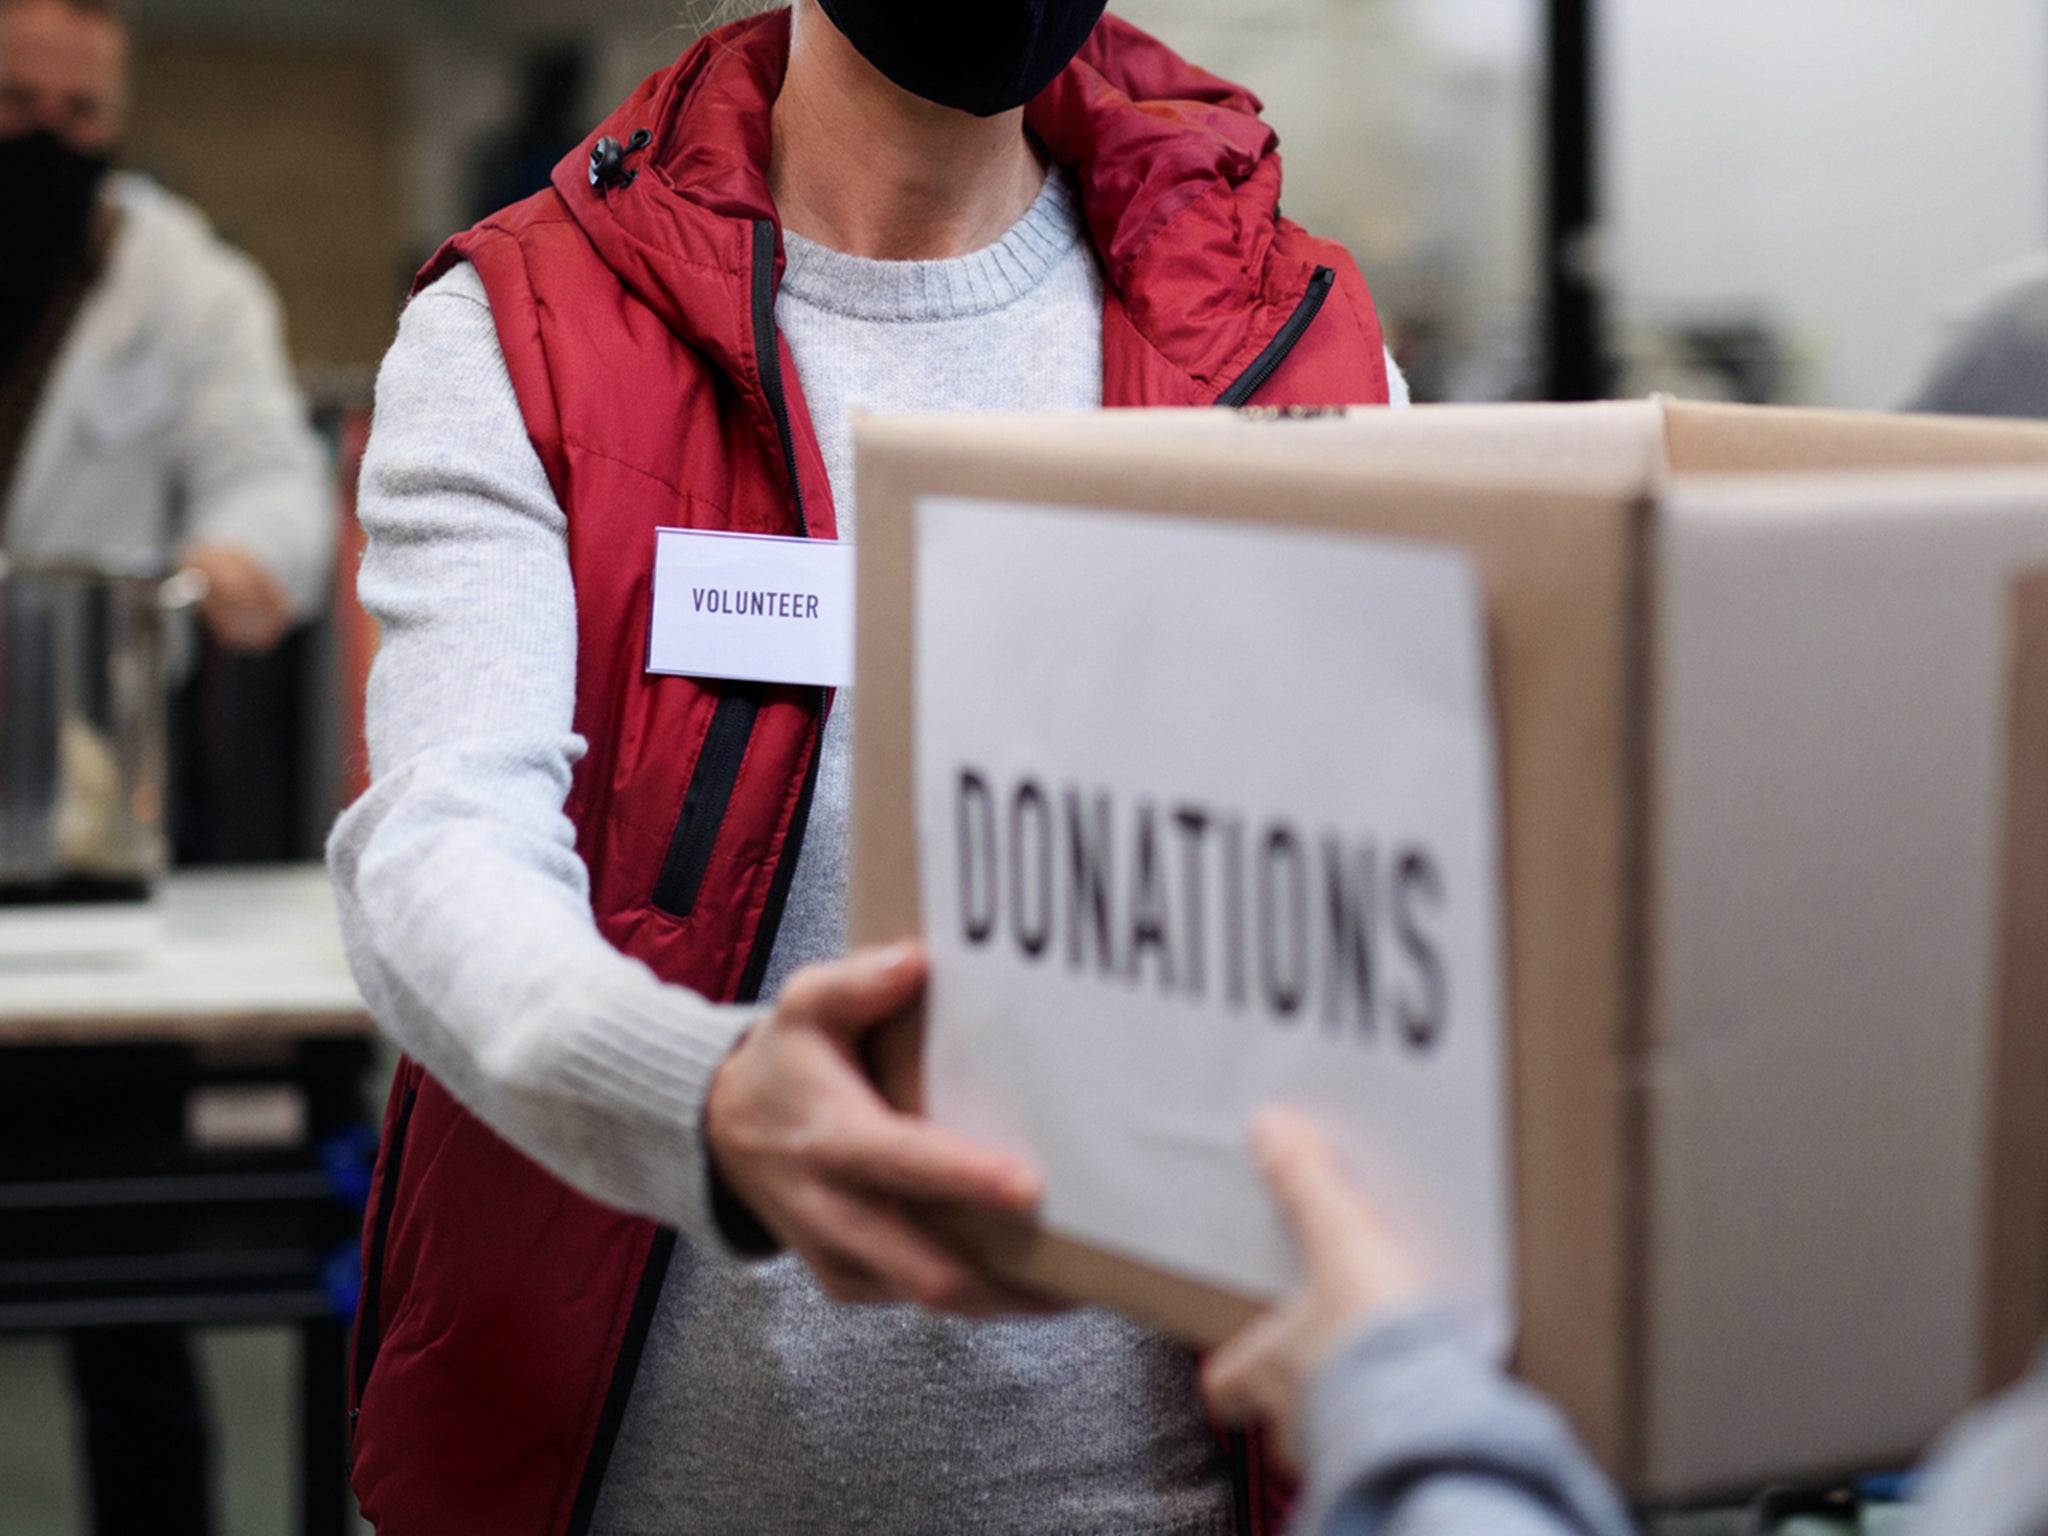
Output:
[[1607, 0, 2048, 410], [106, 0, 2048, 411]]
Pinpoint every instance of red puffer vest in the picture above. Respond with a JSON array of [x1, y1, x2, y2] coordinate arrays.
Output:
[[347, 11, 1389, 1535]]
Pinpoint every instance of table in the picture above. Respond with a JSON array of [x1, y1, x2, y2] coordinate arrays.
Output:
[[0, 866, 376, 1536]]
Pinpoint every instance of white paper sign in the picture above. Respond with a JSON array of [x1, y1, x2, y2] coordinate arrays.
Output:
[[913, 496, 1513, 1341], [648, 528, 854, 687]]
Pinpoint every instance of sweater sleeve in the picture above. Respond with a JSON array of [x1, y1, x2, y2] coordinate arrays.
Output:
[[1385, 348, 1412, 407], [326, 263, 757, 1244], [166, 224, 335, 619], [1296, 1308, 1635, 1536]]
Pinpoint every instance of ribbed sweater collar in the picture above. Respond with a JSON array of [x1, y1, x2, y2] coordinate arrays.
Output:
[[778, 170, 1084, 322]]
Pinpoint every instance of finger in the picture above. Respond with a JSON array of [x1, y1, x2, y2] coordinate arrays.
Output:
[[203, 587, 287, 654], [1252, 1108, 1383, 1269], [809, 1245, 1047, 1317], [977, 1279, 1066, 1316], [796, 1182, 1023, 1316], [803, 1248, 894, 1306], [235, 610, 287, 652], [254, 591, 292, 643], [1203, 1309, 1292, 1423], [244, 579, 292, 641], [908, 1205, 1068, 1315], [779, 943, 927, 1041], [201, 587, 236, 633], [828, 1111, 1041, 1214], [205, 604, 262, 653]]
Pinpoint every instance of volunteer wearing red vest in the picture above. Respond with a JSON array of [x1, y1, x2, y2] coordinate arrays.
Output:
[[329, 2, 1397, 1532]]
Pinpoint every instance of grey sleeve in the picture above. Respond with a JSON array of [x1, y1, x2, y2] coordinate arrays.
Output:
[[1297, 1308, 1635, 1536], [1908, 282, 2048, 420], [1908, 1346, 2048, 1536], [168, 237, 336, 618], [326, 264, 757, 1245]]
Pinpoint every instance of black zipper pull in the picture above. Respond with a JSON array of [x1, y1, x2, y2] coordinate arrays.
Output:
[[1216, 265, 1337, 408], [589, 128, 653, 192]]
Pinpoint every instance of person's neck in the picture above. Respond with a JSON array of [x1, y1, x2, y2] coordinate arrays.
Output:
[[770, 1, 1046, 261]]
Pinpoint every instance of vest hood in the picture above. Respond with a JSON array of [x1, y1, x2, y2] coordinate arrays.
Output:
[[547, 7, 1296, 386]]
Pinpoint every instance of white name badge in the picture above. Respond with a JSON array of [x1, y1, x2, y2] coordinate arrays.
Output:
[[648, 527, 854, 688]]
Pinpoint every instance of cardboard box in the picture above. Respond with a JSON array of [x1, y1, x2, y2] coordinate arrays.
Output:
[[849, 400, 2048, 1500]]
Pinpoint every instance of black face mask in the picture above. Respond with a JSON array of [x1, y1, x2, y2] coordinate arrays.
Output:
[[815, 0, 1108, 117], [0, 130, 112, 291]]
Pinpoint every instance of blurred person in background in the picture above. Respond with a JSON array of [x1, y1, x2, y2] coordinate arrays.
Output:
[[0, 0, 330, 650], [332, 0, 1405, 1532], [467, 43, 590, 225], [1206, 1109, 2048, 1536], [1910, 254, 2048, 421], [0, 0, 331, 1532]]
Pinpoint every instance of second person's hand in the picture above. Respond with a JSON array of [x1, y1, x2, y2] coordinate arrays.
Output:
[[1204, 1108, 1428, 1466], [703, 941, 1048, 1315], [181, 543, 294, 654]]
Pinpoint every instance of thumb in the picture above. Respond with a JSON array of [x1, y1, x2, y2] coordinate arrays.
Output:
[[780, 942, 928, 1042]]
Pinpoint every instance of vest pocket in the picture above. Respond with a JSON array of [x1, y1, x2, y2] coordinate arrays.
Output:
[[351, 1074, 418, 1414], [652, 688, 761, 918]]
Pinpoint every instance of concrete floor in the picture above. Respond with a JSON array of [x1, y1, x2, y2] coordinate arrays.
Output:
[[0, 1330, 368, 1535]]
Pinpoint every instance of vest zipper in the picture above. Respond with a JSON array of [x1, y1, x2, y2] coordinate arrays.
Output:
[[651, 689, 762, 918], [1227, 1428, 1255, 1536], [751, 219, 809, 539], [1214, 266, 1336, 408], [645, 223, 820, 923], [737, 216, 829, 1004], [349, 1075, 418, 1417], [565, 222, 830, 1536], [560, 1228, 676, 1536]]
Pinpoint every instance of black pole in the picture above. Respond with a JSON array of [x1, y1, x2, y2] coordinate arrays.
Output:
[[301, 1318, 351, 1536], [1544, 0, 1611, 400]]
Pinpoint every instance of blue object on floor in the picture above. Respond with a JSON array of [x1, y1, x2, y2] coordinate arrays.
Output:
[[1856, 1473, 1919, 1504], [322, 1245, 362, 1322], [321, 1124, 381, 1207]]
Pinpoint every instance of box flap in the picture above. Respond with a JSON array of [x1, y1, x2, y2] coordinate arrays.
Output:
[[855, 400, 2048, 494], [1659, 399, 2048, 476], [855, 402, 1670, 493]]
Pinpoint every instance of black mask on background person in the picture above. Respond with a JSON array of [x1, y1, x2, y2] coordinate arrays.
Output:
[[816, 0, 1108, 117], [0, 130, 112, 293]]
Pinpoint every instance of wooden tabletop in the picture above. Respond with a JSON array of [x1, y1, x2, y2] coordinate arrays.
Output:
[[0, 866, 373, 1047]]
